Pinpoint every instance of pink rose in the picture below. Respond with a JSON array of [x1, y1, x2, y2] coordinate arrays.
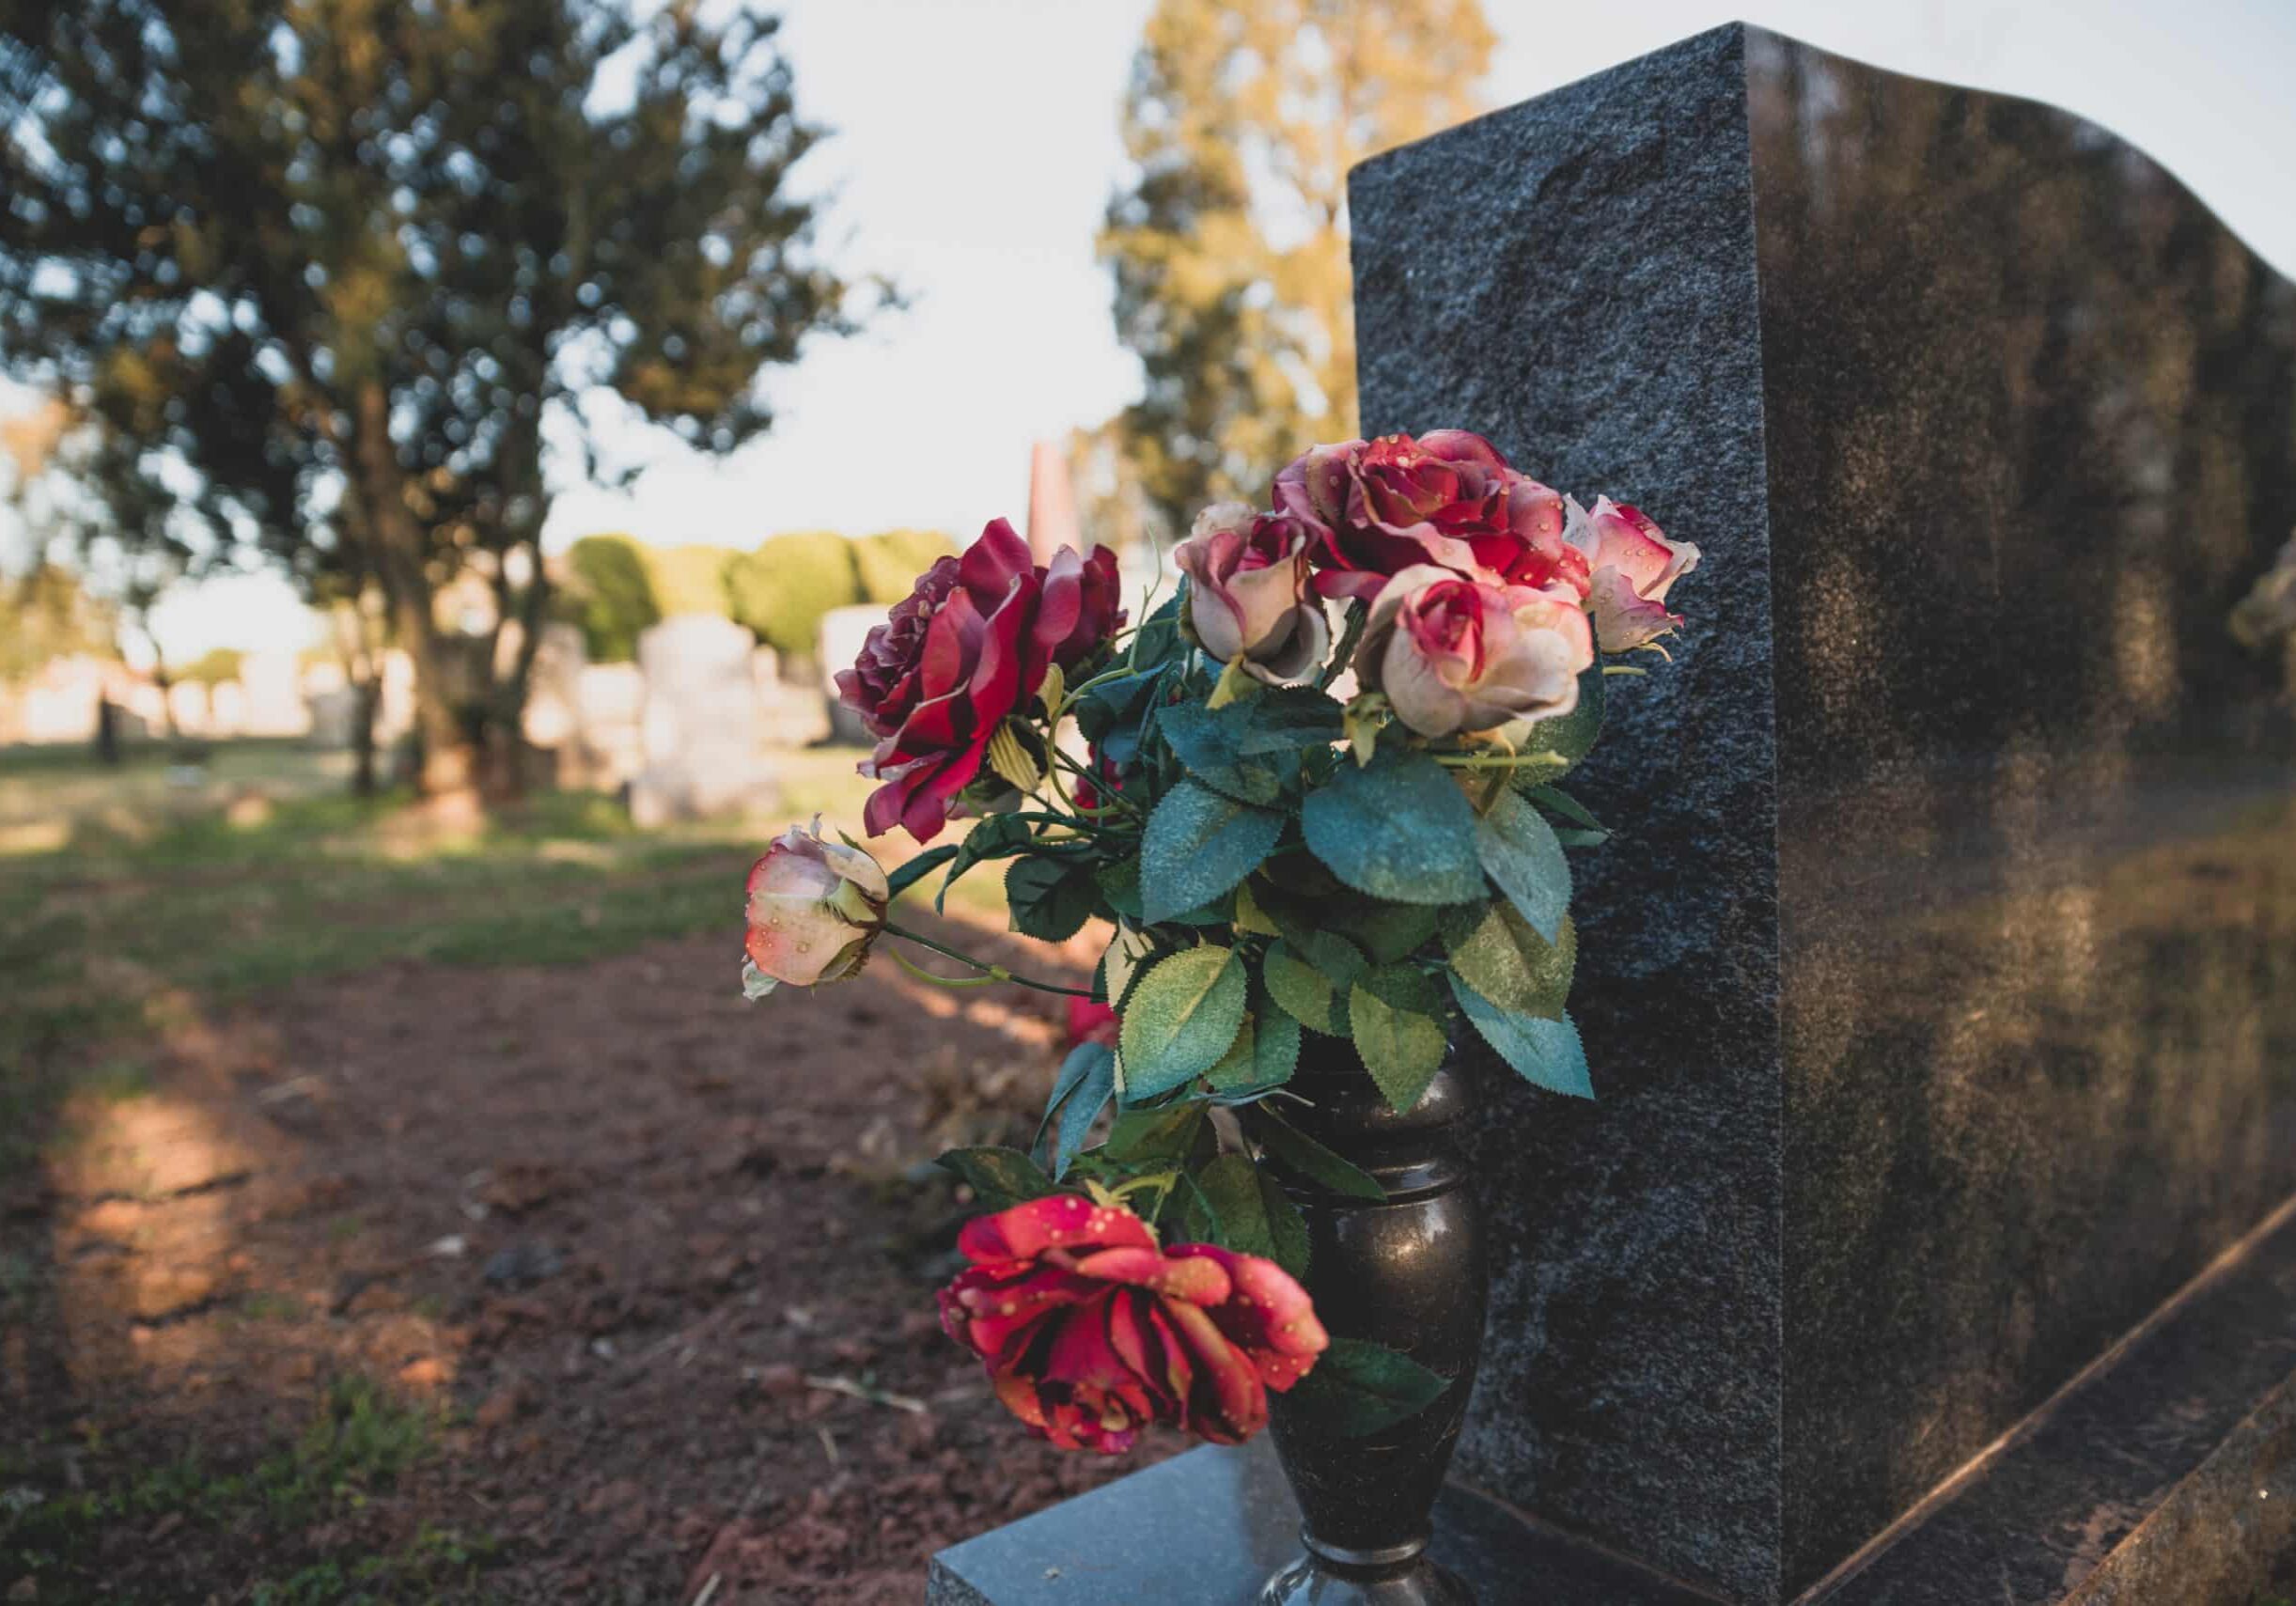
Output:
[[834, 520, 1124, 843], [1174, 503, 1331, 684], [1276, 430, 1587, 603], [1356, 564, 1595, 739], [1565, 495, 1699, 650], [742, 819, 889, 994], [938, 1194, 1328, 1454]]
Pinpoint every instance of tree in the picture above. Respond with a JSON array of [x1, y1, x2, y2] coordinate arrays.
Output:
[[558, 533, 661, 663], [0, 561, 112, 682], [0, 0, 878, 793], [1101, 0, 1492, 537]]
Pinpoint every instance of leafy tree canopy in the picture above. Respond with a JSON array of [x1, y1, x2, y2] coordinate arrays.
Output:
[[0, 0, 881, 789]]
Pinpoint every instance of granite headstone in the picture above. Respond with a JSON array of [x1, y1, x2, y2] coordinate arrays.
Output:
[[1348, 22, 2296, 1601]]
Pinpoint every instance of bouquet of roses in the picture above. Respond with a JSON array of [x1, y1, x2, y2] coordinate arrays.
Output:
[[742, 429, 1698, 1455]]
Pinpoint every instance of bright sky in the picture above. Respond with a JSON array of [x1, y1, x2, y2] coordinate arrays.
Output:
[[21, 0, 2296, 659]]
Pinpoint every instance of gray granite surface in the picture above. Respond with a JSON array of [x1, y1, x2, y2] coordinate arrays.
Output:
[[1350, 22, 2296, 1603], [925, 1441, 1719, 1606]]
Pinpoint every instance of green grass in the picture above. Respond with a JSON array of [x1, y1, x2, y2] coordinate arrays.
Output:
[[0, 739, 1004, 1184], [1, 1375, 499, 1604]]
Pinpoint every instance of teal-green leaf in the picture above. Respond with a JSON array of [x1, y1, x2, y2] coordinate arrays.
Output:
[[934, 1146, 1058, 1208], [1005, 855, 1101, 943], [1104, 1101, 1208, 1164], [1333, 899, 1441, 965], [1516, 653, 1605, 776], [1301, 750, 1484, 905], [1523, 783, 1606, 838], [1274, 1336, 1449, 1438], [1259, 1170, 1310, 1279], [1449, 974, 1594, 1099], [1476, 788, 1571, 942], [1261, 940, 1351, 1036], [1157, 701, 1291, 804], [1118, 944, 1247, 1099], [1181, 1153, 1275, 1259], [1140, 781, 1283, 926], [936, 813, 1033, 912], [1035, 1041, 1116, 1179], [1239, 686, 1346, 755], [1349, 966, 1448, 1114], [1246, 1109, 1385, 1202], [1441, 902, 1574, 1020]]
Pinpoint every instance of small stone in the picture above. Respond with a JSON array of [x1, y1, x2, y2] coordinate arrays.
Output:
[[398, 1357, 450, 1389], [753, 1362, 804, 1398], [481, 1241, 562, 1289], [475, 1381, 529, 1431]]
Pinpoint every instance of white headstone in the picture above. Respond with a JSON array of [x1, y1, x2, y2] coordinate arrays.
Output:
[[628, 616, 775, 825], [817, 603, 886, 747], [237, 650, 309, 737]]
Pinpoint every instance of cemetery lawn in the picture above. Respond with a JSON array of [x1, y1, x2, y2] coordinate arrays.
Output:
[[2, 741, 1152, 1605]]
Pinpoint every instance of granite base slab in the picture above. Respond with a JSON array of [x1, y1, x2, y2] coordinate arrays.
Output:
[[924, 1439, 1717, 1606]]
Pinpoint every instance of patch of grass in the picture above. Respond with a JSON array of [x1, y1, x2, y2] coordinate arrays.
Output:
[[0, 1374, 481, 1603]]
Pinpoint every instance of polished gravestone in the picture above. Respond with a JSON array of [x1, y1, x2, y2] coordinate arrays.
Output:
[[1351, 21, 2296, 1604], [928, 23, 2296, 1606]]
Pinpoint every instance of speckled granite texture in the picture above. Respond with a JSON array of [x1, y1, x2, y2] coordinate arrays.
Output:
[[1351, 22, 2296, 1604], [924, 1440, 1718, 1606]]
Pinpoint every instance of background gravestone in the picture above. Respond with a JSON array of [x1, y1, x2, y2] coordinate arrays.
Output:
[[1350, 23, 2296, 1602], [628, 615, 775, 826]]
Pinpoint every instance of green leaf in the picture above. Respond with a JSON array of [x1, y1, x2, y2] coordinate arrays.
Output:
[[1262, 940, 1351, 1036], [1348, 966, 1448, 1114], [1302, 750, 1485, 905], [1181, 1154, 1276, 1258], [1096, 858, 1143, 921], [1118, 944, 1248, 1099], [1449, 975, 1594, 1099], [936, 813, 1034, 912], [1260, 1172, 1310, 1279], [1332, 900, 1441, 965], [1523, 784, 1606, 839], [1442, 903, 1574, 1020], [1036, 1041, 1117, 1179], [1157, 701, 1291, 805], [1203, 1012, 1259, 1091], [1476, 788, 1571, 942], [1006, 856, 1101, 943], [935, 1146, 1059, 1208], [1278, 1336, 1451, 1438], [1239, 686, 1346, 755], [1104, 1101, 1207, 1164], [1517, 654, 1606, 776], [885, 845, 959, 900], [1232, 880, 1281, 937], [1247, 1108, 1384, 1202], [1140, 781, 1282, 925]]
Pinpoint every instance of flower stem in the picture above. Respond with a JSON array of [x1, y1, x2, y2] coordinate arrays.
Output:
[[884, 923, 1101, 1000], [1316, 602, 1367, 691]]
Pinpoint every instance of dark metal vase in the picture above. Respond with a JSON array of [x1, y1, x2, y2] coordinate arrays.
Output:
[[1258, 1042, 1488, 1606]]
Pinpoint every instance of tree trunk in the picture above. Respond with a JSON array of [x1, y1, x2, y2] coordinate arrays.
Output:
[[351, 674, 379, 797], [351, 380, 478, 800], [94, 696, 120, 766]]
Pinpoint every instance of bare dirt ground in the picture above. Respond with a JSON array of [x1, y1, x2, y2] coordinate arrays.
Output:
[[1, 909, 1177, 1605]]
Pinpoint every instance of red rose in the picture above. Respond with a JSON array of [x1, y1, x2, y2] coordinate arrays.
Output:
[[1275, 429, 1586, 604], [836, 520, 1122, 844], [1064, 996, 1118, 1049], [938, 1193, 1328, 1454]]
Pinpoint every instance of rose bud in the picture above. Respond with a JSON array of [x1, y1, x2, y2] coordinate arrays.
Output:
[[834, 519, 1124, 844], [1356, 564, 1595, 740], [1564, 495, 1699, 651], [938, 1193, 1328, 1453], [741, 819, 890, 995], [1174, 503, 1331, 685], [1275, 430, 1586, 603]]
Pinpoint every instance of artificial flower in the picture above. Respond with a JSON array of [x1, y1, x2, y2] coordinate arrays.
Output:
[[1356, 564, 1594, 739], [1563, 495, 1699, 650], [1276, 430, 1585, 603], [835, 520, 1122, 843], [1174, 503, 1331, 685], [938, 1193, 1328, 1453], [742, 819, 889, 994]]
